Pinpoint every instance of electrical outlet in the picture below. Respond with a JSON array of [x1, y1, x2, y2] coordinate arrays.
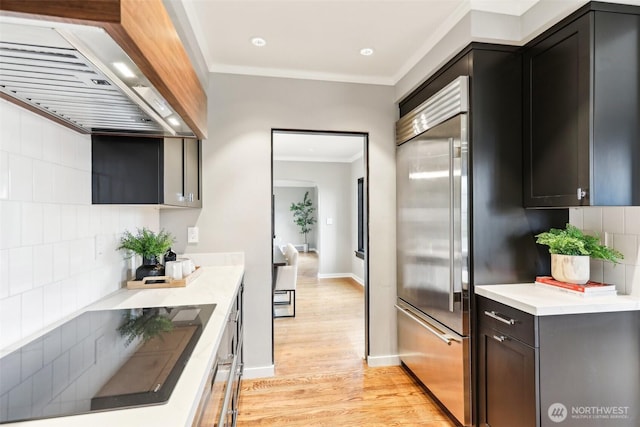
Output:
[[187, 227, 199, 243]]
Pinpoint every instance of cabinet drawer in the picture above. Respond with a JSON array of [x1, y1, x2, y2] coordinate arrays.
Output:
[[477, 296, 536, 347]]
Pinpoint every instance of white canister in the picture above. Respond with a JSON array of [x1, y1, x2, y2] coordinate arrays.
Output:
[[179, 258, 194, 275], [165, 261, 183, 280]]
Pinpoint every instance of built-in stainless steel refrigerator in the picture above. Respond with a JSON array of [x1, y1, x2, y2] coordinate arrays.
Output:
[[395, 72, 568, 426], [396, 76, 472, 425]]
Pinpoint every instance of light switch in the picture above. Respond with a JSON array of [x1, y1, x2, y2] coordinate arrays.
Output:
[[326, 217, 333, 225], [187, 227, 199, 243], [95, 234, 106, 258]]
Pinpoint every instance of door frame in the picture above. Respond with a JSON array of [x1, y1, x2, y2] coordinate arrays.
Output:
[[270, 128, 370, 360]]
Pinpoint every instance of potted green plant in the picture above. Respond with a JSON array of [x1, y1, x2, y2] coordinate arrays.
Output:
[[290, 191, 316, 252], [118, 228, 175, 280], [535, 224, 623, 284]]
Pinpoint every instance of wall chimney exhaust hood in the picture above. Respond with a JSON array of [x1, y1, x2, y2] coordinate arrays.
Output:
[[0, 0, 207, 139]]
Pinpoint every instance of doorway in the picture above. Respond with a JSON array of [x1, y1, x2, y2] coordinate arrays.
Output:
[[271, 129, 369, 361]]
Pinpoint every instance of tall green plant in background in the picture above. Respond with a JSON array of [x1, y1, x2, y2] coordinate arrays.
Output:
[[290, 191, 317, 244]]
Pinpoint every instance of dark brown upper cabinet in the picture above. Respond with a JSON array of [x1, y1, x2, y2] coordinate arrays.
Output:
[[92, 135, 201, 208], [523, 3, 640, 207]]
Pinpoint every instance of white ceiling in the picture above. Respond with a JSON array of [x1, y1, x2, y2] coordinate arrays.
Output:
[[273, 131, 364, 162], [179, 0, 540, 85]]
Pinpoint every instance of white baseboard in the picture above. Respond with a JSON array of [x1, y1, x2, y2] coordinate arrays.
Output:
[[366, 354, 401, 367], [242, 364, 275, 379], [317, 272, 364, 286]]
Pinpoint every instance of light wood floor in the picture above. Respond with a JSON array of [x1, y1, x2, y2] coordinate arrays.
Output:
[[236, 252, 456, 426]]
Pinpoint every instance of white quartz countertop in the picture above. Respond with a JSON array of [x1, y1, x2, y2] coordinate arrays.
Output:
[[9, 262, 244, 427], [475, 283, 640, 316]]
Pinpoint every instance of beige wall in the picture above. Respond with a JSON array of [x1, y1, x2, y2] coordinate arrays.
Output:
[[160, 73, 398, 374]]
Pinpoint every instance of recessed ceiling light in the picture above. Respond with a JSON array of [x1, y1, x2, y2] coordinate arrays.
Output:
[[360, 48, 374, 56], [251, 37, 267, 47], [168, 117, 180, 127]]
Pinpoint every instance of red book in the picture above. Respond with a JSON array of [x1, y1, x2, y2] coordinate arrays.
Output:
[[535, 276, 617, 294]]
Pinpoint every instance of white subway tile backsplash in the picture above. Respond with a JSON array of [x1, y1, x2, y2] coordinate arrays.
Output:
[[572, 206, 640, 295], [20, 112, 43, 160], [42, 204, 61, 244], [0, 151, 8, 200], [8, 154, 33, 202], [76, 138, 91, 172], [52, 242, 70, 283], [613, 233, 639, 266], [589, 259, 604, 283], [77, 171, 91, 205], [59, 206, 77, 242], [21, 203, 43, 246], [624, 207, 640, 235], [76, 206, 91, 239], [582, 207, 602, 232], [59, 278, 78, 315], [0, 295, 21, 349], [42, 282, 62, 327], [42, 127, 64, 167], [0, 100, 21, 154], [69, 239, 94, 276], [0, 201, 21, 250], [32, 245, 53, 288], [568, 208, 583, 229], [603, 262, 626, 293], [0, 250, 8, 299], [20, 288, 44, 339], [602, 207, 624, 234], [625, 265, 640, 296], [1, 101, 160, 351], [32, 160, 54, 204], [8, 247, 33, 296]]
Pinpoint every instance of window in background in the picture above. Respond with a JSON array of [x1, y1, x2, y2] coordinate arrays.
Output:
[[356, 177, 364, 259]]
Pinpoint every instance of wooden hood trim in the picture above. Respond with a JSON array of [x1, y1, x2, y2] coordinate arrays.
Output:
[[1, 0, 208, 139]]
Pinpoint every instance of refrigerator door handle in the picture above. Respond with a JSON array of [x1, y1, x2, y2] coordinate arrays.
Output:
[[395, 305, 461, 345], [448, 137, 455, 313]]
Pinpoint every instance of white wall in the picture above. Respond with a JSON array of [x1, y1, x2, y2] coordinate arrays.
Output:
[[160, 73, 398, 374], [569, 207, 640, 296], [273, 186, 317, 250], [274, 161, 353, 276], [0, 99, 160, 352]]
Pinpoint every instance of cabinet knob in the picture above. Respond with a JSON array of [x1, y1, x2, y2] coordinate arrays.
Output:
[[577, 187, 588, 200]]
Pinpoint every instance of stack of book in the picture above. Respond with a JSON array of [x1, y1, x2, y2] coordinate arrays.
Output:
[[534, 276, 617, 297]]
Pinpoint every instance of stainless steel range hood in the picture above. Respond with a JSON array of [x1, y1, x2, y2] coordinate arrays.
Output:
[[0, 17, 195, 137]]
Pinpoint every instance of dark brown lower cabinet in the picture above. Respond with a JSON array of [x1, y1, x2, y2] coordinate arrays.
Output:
[[478, 296, 537, 427], [480, 331, 537, 427], [477, 295, 640, 427]]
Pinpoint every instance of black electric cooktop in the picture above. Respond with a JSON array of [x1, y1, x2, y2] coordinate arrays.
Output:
[[0, 303, 215, 424]]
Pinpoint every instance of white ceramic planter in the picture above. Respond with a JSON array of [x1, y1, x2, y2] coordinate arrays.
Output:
[[551, 254, 590, 284]]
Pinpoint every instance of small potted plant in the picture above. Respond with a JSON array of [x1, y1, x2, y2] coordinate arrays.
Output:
[[118, 228, 175, 280], [535, 224, 623, 284], [290, 191, 316, 252]]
